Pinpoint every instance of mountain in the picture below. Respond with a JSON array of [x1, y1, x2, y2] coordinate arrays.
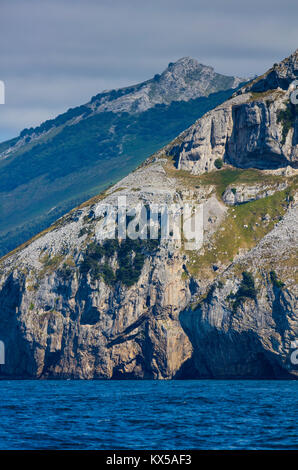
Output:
[[0, 58, 243, 257], [0, 50, 297, 379], [168, 52, 298, 173]]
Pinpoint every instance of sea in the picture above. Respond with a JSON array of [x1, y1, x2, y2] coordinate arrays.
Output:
[[0, 380, 297, 450]]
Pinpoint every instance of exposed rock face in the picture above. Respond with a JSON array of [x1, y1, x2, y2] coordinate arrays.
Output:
[[180, 206, 298, 378], [169, 94, 244, 174], [0, 51, 297, 380], [0, 248, 192, 379], [222, 182, 288, 205], [242, 49, 298, 93], [227, 95, 297, 169], [168, 50, 298, 173], [0, 163, 195, 379], [0, 153, 296, 379], [94, 57, 243, 114]]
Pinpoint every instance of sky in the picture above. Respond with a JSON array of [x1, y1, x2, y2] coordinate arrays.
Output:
[[0, 0, 297, 141]]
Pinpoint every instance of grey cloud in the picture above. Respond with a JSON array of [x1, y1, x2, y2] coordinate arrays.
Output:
[[0, 0, 297, 140]]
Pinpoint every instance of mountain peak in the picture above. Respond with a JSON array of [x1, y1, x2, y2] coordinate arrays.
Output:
[[168, 56, 212, 68], [87, 57, 243, 114], [168, 56, 207, 68], [146, 56, 242, 106], [162, 56, 214, 77]]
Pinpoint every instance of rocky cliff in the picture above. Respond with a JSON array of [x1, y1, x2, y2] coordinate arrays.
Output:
[[167, 49, 298, 174], [181, 204, 298, 378], [0, 51, 297, 379], [0, 162, 195, 379]]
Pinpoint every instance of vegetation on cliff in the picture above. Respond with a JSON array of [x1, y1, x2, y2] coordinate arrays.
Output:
[[80, 237, 160, 287]]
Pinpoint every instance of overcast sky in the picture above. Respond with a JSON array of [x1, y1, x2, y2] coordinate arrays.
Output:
[[0, 0, 297, 141]]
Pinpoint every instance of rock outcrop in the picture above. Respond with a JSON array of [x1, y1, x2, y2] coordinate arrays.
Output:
[[180, 205, 298, 378], [0, 163, 195, 379], [222, 181, 288, 205], [168, 49, 298, 173], [93, 57, 243, 114], [241, 49, 298, 93], [0, 51, 297, 379]]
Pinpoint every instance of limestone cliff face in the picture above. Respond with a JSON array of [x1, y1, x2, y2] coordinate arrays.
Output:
[[0, 51, 297, 380], [0, 247, 191, 379], [180, 206, 298, 378], [0, 163, 195, 379], [168, 50, 298, 173], [0, 155, 296, 379]]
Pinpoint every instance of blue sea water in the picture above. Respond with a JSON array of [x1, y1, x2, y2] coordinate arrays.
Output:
[[0, 380, 297, 450]]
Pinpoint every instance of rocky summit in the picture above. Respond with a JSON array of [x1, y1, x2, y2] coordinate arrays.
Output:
[[0, 50, 297, 379], [91, 57, 243, 114]]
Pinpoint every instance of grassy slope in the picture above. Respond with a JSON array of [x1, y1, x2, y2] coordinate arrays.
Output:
[[164, 161, 285, 195], [163, 159, 296, 281], [188, 175, 297, 279]]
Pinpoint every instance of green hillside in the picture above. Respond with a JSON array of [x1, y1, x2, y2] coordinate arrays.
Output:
[[0, 88, 239, 257]]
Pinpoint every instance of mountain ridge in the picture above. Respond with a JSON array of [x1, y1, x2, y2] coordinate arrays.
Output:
[[1, 56, 243, 157], [0, 58, 244, 257], [0, 50, 297, 379]]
